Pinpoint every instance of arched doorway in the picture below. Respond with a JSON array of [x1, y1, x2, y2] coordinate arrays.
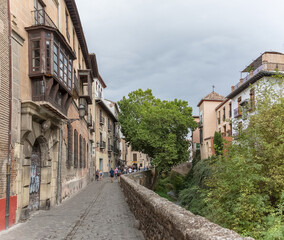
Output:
[[28, 140, 41, 211]]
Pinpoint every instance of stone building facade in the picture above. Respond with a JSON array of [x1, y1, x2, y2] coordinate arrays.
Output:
[[95, 99, 119, 175], [1, 0, 98, 228], [197, 91, 225, 159], [0, 0, 15, 230]]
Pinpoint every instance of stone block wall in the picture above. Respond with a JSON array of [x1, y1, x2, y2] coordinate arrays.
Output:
[[121, 173, 254, 240], [0, 0, 10, 199]]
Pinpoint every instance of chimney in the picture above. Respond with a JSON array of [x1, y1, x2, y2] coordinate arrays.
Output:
[[231, 86, 235, 92]]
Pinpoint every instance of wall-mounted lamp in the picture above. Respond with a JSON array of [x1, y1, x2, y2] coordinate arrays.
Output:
[[68, 104, 86, 124], [78, 104, 86, 118]]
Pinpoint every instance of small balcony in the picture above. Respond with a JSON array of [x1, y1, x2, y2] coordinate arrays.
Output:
[[234, 107, 242, 118], [79, 69, 92, 105], [100, 117, 105, 125], [233, 62, 284, 91], [90, 121, 95, 133], [88, 113, 93, 127], [32, 9, 57, 29], [100, 141, 106, 149], [108, 145, 113, 152]]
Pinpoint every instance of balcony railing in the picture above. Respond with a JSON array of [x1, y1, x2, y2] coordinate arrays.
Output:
[[100, 117, 105, 125], [234, 62, 284, 91], [32, 9, 57, 29], [234, 107, 242, 118], [79, 70, 92, 104], [90, 121, 95, 133], [88, 114, 93, 127], [108, 145, 113, 152], [100, 141, 106, 149]]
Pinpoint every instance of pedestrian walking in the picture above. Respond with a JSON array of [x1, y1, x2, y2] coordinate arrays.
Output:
[[95, 169, 99, 181], [114, 167, 118, 179], [109, 168, 115, 183], [117, 169, 121, 182], [128, 167, 132, 174], [99, 170, 103, 180]]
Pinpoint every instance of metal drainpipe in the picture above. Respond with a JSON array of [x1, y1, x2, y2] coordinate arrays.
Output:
[[56, 125, 62, 205], [5, 0, 12, 230]]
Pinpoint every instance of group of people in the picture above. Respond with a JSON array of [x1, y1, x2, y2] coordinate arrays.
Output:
[[95, 169, 103, 181], [109, 167, 121, 183], [96, 166, 150, 183]]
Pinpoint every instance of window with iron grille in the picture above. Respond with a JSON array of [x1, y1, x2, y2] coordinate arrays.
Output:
[[67, 122, 73, 168], [79, 134, 82, 168], [74, 129, 78, 168]]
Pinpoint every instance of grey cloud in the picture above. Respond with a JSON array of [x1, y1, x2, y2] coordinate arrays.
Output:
[[77, 0, 284, 114]]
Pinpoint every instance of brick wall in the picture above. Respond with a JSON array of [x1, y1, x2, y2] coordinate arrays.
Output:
[[0, 0, 10, 199], [121, 172, 254, 240]]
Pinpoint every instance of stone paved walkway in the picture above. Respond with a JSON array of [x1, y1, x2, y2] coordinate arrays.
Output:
[[0, 179, 144, 240]]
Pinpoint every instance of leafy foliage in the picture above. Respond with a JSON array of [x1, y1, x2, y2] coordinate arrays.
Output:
[[213, 131, 223, 156], [179, 78, 284, 239], [118, 89, 197, 173], [155, 171, 186, 201]]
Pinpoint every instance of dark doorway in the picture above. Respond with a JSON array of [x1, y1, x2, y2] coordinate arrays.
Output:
[[28, 140, 41, 211]]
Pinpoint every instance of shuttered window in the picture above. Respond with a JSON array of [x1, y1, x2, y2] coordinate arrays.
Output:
[[67, 122, 73, 168], [74, 129, 78, 168], [79, 134, 82, 168]]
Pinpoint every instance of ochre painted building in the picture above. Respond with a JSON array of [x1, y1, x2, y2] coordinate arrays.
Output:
[[0, 0, 101, 228]]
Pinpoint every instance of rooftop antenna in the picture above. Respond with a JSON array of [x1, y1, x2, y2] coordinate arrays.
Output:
[[212, 85, 215, 92]]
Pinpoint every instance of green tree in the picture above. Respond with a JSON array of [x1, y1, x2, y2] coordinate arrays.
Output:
[[213, 131, 223, 156], [203, 78, 284, 239], [118, 89, 197, 179]]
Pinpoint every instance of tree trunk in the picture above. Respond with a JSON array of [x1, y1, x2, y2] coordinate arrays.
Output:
[[150, 168, 159, 190]]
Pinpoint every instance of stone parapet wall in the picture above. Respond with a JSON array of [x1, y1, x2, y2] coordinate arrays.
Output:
[[121, 172, 254, 240]]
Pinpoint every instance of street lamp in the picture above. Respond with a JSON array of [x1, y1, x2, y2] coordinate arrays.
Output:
[[78, 104, 86, 118], [68, 104, 86, 123]]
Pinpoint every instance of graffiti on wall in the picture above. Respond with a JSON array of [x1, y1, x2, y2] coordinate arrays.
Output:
[[28, 152, 41, 211]]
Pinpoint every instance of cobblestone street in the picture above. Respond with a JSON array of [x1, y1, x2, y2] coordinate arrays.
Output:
[[0, 179, 144, 240]]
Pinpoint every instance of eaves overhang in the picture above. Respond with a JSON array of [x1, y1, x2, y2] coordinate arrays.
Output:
[[226, 71, 276, 99], [65, 0, 91, 69], [96, 99, 118, 122]]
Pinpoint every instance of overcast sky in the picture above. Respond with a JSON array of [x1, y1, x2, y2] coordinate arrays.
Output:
[[76, 0, 284, 115]]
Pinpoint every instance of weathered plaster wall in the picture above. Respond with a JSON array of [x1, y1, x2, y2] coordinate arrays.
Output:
[[121, 172, 254, 240]]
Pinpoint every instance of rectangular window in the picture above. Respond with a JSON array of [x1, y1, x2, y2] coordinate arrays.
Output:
[[46, 40, 50, 72], [74, 130, 78, 168], [64, 57, 68, 84], [59, 51, 63, 81], [53, 44, 58, 75], [66, 10, 70, 41], [79, 134, 82, 168], [133, 153, 137, 162], [238, 97, 242, 115], [67, 122, 73, 168], [68, 59, 72, 90], [73, 28, 76, 52], [83, 138, 86, 168], [32, 40, 41, 72]]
